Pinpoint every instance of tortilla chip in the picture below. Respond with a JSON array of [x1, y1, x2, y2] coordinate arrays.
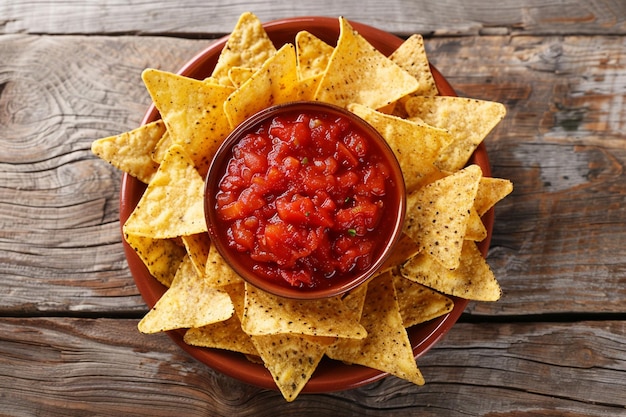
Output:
[[181, 233, 212, 278], [228, 66, 256, 88], [377, 233, 421, 275], [211, 12, 277, 87], [403, 164, 482, 269], [474, 177, 514, 216], [124, 233, 185, 288], [251, 333, 334, 402], [314, 17, 419, 109], [389, 34, 438, 97], [122, 145, 207, 239], [204, 245, 244, 287], [295, 30, 334, 80], [141, 68, 234, 175], [404, 96, 506, 171], [401, 240, 502, 301], [224, 44, 304, 129], [392, 273, 454, 327], [91, 120, 165, 184], [348, 103, 452, 193], [138, 256, 234, 333], [326, 272, 424, 385], [151, 129, 172, 164], [241, 284, 367, 339], [464, 208, 488, 242]]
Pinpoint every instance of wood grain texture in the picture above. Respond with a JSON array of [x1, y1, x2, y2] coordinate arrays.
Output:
[[1, 0, 625, 37], [0, 318, 624, 416]]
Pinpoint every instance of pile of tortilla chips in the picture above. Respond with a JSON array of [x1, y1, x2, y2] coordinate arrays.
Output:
[[91, 12, 513, 401]]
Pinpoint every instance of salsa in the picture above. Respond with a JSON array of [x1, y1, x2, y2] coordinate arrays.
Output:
[[214, 108, 399, 289]]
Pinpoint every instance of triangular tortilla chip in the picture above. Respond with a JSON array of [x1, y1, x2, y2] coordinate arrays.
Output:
[[404, 96, 506, 171], [314, 17, 419, 109], [295, 30, 334, 80], [211, 12, 277, 87], [326, 272, 424, 385], [227, 66, 256, 88], [348, 103, 452, 193], [138, 256, 234, 333], [224, 44, 304, 129], [91, 120, 165, 184], [123, 145, 207, 239], [464, 208, 488, 242], [401, 240, 502, 301], [181, 233, 212, 278], [389, 34, 439, 97], [392, 273, 454, 327], [241, 284, 367, 339], [124, 233, 185, 288], [474, 177, 514, 216], [204, 245, 244, 287], [141, 68, 234, 175], [403, 164, 482, 269], [251, 334, 334, 402]]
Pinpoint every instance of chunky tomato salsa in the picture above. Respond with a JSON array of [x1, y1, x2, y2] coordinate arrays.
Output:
[[214, 108, 399, 289]]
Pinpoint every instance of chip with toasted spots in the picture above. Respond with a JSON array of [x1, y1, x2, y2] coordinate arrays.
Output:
[[205, 245, 244, 287], [295, 30, 334, 80], [404, 96, 506, 171], [211, 11, 277, 87], [91, 120, 165, 184], [251, 333, 335, 402], [123, 145, 207, 239], [348, 103, 452, 193], [402, 240, 502, 301], [241, 283, 367, 339], [403, 164, 482, 269], [314, 17, 419, 109], [389, 34, 439, 97], [227, 66, 256, 88], [224, 44, 305, 129], [138, 256, 234, 333], [392, 273, 454, 327], [474, 177, 514, 216], [326, 272, 425, 385], [464, 208, 488, 242], [181, 233, 212, 278], [141, 68, 234, 175], [124, 233, 185, 288]]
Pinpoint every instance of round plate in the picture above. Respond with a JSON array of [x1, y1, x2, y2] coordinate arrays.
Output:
[[120, 16, 493, 393]]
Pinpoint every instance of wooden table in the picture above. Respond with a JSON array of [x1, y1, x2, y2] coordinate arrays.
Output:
[[2, 1, 625, 415]]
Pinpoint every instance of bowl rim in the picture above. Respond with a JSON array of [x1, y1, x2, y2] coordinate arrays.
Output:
[[120, 15, 493, 393], [204, 100, 407, 300]]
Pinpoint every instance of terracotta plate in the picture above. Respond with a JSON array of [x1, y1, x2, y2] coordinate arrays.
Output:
[[120, 16, 493, 393]]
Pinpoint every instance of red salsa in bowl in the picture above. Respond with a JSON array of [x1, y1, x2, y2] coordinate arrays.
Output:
[[205, 101, 406, 299]]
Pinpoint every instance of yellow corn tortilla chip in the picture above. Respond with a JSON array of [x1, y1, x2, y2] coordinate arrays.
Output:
[[227, 66, 256, 88], [251, 333, 335, 402], [141, 68, 234, 175], [211, 12, 277, 87], [464, 208, 488, 242], [181, 233, 212, 278], [404, 96, 506, 171], [314, 17, 419, 109], [204, 245, 244, 287], [326, 272, 424, 385], [403, 164, 482, 269], [123, 145, 207, 239], [392, 273, 454, 328], [124, 233, 185, 288], [184, 283, 257, 356], [224, 44, 305, 129], [138, 256, 234, 333], [241, 283, 367, 339], [348, 103, 452, 193], [151, 129, 172, 164], [402, 240, 502, 301], [474, 177, 514, 216], [295, 30, 334, 80], [377, 233, 421, 275], [389, 34, 439, 97], [91, 120, 165, 184]]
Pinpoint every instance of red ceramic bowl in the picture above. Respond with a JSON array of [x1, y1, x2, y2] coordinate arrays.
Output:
[[205, 101, 406, 300], [120, 16, 494, 393]]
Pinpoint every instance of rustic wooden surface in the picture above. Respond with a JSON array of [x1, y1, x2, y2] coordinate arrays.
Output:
[[1, 1, 625, 416]]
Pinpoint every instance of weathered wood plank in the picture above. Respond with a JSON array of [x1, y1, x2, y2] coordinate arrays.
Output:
[[1, 33, 624, 316], [0, 318, 624, 416], [1, 0, 625, 37]]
